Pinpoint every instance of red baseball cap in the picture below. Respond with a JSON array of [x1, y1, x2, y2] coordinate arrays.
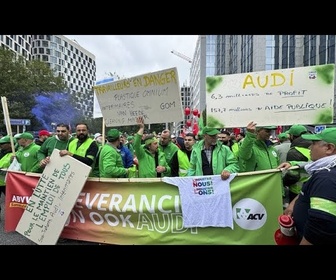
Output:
[[39, 130, 51, 137]]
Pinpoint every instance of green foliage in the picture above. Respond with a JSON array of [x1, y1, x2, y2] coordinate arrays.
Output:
[[314, 108, 333, 124], [0, 48, 66, 131], [206, 76, 223, 93], [206, 115, 225, 128], [315, 64, 335, 84]]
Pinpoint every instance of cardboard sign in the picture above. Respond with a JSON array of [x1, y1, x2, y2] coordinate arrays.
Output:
[[15, 149, 91, 245], [206, 64, 335, 128], [93, 67, 183, 126]]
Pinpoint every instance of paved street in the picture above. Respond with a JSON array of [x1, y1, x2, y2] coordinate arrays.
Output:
[[0, 195, 97, 245]]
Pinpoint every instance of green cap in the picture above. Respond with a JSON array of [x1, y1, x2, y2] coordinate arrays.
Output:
[[302, 128, 336, 145], [201, 126, 220, 136], [257, 125, 277, 130], [288, 124, 307, 136], [14, 132, 34, 140], [278, 132, 288, 141], [0, 135, 11, 144], [107, 129, 121, 141]]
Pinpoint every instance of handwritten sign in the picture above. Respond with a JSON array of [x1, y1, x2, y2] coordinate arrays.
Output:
[[206, 64, 335, 128], [93, 67, 184, 127], [15, 149, 91, 245]]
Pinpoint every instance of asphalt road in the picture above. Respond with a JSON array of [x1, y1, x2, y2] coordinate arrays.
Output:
[[0, 194, 97, 245]]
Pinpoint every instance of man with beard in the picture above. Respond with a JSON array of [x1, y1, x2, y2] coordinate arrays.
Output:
[[217, 130, 235, 151], [171, 133, 196, 177], [38, 123, 74, 172], [159, 128, 179, 176], [134, 116, 170, 178], [59, 123, 99, 176]]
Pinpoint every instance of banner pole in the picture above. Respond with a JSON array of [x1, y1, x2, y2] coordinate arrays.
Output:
[[1, 96, 16, 155]]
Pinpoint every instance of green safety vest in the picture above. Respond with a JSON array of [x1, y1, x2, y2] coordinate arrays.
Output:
[[0, 153, 13, 186], [68, 138, 96, 169], [177, 150, 190, 177], [231, 142, 239, 157], [289, 146, 311, 194]]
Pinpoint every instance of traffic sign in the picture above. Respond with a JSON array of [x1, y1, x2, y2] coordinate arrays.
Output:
[[5, 119, 31, 126]]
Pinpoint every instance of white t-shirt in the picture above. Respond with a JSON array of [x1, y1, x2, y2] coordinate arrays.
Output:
[[163, 174, 236, 228]]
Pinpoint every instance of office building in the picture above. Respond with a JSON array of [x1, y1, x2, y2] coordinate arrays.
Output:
[[0, 35, 96, 118]]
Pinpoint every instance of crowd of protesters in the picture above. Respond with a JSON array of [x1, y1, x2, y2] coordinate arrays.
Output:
[[0, 118, 335, 245]]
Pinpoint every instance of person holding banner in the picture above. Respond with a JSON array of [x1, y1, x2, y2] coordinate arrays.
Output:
[[280, 127, 336, 244], [187, 126, 239, 179], [238, 121, 279, 172], [59, 123, 99, 175], [283, 125, 312, 203], [134, 116, 170, 178], [37, 123, 74, 171]]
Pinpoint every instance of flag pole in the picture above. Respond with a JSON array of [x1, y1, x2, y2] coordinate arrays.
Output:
[[102, 118, 105, 146]]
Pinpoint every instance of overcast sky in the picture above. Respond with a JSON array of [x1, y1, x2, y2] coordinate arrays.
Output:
[[64, 35, 199, 86]]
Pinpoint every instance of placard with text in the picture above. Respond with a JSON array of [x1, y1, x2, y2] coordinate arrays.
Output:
[[15, 149, 91, 245], [206, 64, 335, 128], [93, 67, 183, 126]]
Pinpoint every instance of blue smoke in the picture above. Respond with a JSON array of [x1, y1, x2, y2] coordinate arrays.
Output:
[[32, 92, 81, 131]]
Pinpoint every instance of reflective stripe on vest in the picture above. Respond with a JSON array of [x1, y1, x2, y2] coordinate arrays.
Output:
[[288, 146, 311, 194], [311, 197, 336, 217]]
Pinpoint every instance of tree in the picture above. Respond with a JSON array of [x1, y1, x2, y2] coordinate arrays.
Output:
[[0, 48, 66, 132]]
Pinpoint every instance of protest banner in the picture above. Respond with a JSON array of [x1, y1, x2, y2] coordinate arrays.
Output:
[[93, 67, 183, 126], [6, 169, 283, 245], [14, 149, 91, 245], [206, 64, 335, 128]]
